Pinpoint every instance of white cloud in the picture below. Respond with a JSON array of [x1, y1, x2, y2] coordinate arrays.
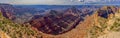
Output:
[[9, 0, 84, 5], [11, 0, 54, 5], [10, 0, 70, 5], [0, 0, 120, 5], [0, 0, 14, 4]]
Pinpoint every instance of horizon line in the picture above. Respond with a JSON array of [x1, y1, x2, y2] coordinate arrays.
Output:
[[1, 3, 120, 5]]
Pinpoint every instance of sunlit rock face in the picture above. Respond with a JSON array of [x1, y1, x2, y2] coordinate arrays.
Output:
[[97, 6, 117, 18], [0, 4, 16, 20]]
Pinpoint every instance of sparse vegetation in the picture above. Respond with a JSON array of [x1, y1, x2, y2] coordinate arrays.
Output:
[[110, 13, 120, 31], [89, 17, 108, 38], [89, 7, 120, 38], [0, 12, 42, 38]]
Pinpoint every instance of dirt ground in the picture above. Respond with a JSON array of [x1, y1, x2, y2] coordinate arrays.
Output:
[[98, 32, 120, 38]]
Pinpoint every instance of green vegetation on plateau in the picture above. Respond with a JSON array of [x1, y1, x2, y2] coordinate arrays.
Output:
[[0, 12, 41, 38], [89, 8, 120, 38]]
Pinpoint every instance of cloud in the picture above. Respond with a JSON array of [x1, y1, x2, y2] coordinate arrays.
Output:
[[11, 0, 54, 5], [0, 0, 120, 5], [10, 0, 71, 5], [0, 0, 14, 3]]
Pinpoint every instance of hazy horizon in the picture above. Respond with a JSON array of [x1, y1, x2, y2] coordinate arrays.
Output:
[[0, 0, 120, 5]]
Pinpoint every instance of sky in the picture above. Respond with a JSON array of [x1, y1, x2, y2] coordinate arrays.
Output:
[[0, 0, 120, 5]]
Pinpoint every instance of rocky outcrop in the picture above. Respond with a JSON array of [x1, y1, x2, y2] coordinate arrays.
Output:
[[0, 3, 15, 20], [29, 7, 85, 35], [97, 6, 117, 18]]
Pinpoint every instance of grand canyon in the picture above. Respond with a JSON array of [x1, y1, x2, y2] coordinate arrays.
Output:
[[0, 3, 120, 38]]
